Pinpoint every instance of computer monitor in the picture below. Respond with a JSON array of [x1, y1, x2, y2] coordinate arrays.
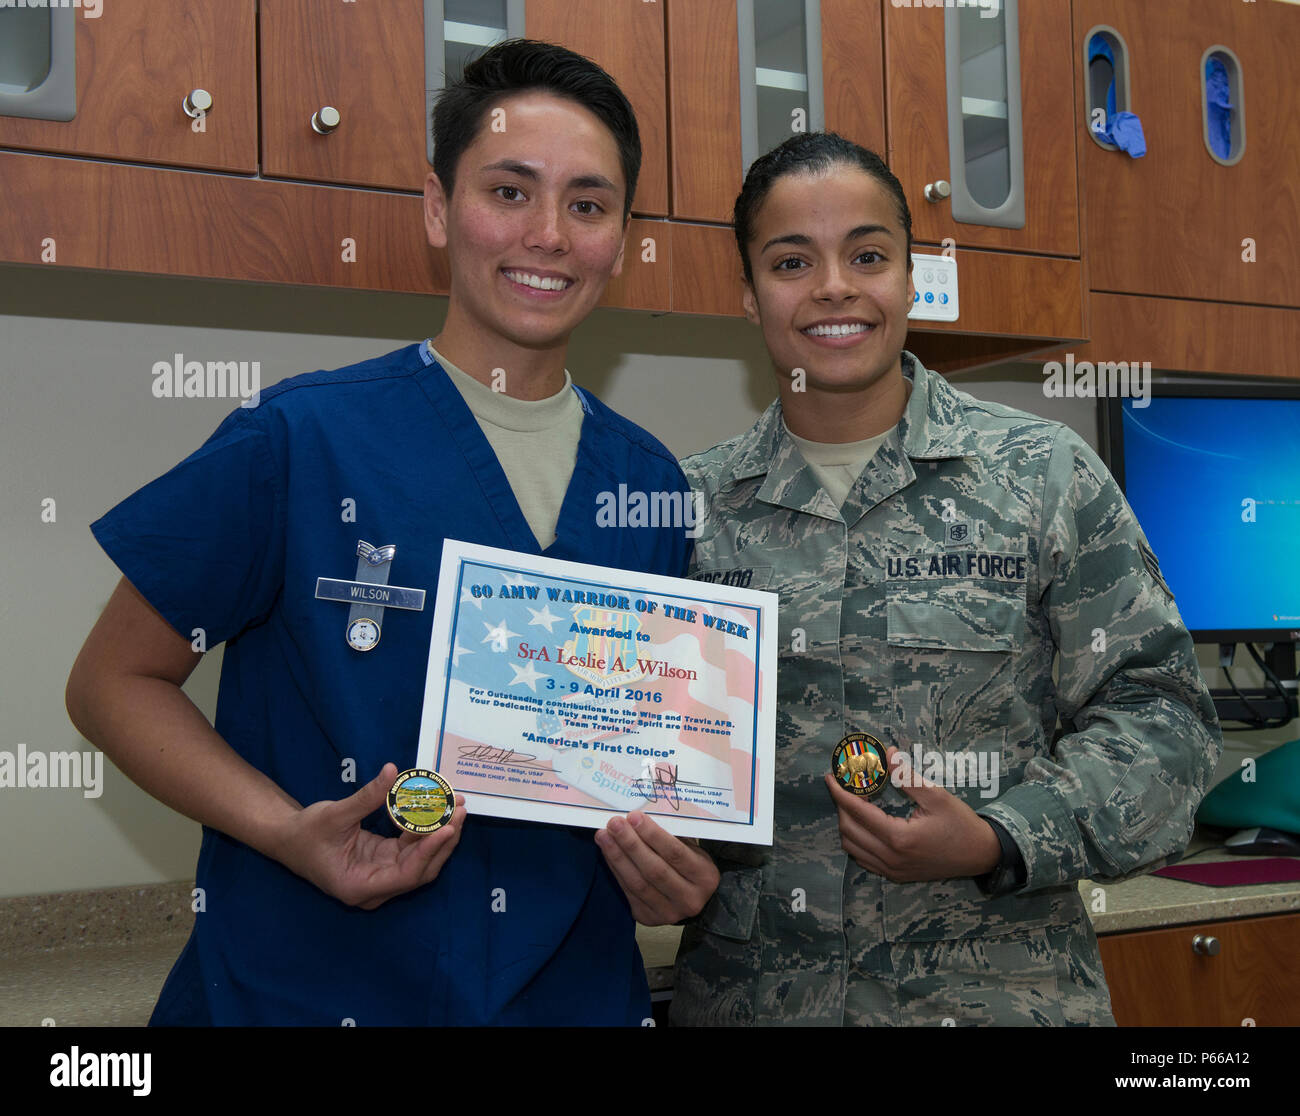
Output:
[[1100, 383, 1300, 645]]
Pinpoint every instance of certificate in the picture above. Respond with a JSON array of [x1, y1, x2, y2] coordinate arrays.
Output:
[[416, 540, 777, 844]]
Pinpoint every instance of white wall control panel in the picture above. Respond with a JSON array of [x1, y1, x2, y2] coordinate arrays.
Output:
[[908, 252, 959, 322]]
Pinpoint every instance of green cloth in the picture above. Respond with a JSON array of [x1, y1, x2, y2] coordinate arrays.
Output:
[[1198, 738, 1300, 833]]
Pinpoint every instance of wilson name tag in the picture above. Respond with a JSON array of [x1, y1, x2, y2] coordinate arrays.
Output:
[[314, 578, 426, 611]]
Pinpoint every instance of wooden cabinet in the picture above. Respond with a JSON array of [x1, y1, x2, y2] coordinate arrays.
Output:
[[0, 148, 443, 293], [668, 222, 1087, 372], [1065, 293, 1300, 382], [664, 0, 1081, 359], [0, 147, 670, 310], [0, 0, 258, 173], [670, 222, 744, 317], [600, 220, 672, 312], [1098, 911, 1300, 1026], [821, 0, 887, 160], [667, 0, 886, 224], [259, 0, 668, 210], [9, 0, 1292, 367], [904, 250, 1084, 373], [259, 0, 427, 192], [666, 0, 740, 224], [1074, 0, 1300, 309], [0, 0, 672, 305], [884, 0, 1079, 258], [526, 0, 669, 217]]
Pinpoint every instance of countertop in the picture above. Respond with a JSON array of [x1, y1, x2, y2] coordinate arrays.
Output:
[[1081, 834, 1300, 933], [3, 834, 1297, 1024]]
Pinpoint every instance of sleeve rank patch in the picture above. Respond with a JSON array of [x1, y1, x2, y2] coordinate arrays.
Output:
[[1139, 538, 1175, 602]]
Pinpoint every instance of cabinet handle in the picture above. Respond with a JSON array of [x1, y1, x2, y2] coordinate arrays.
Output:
[[1192, 934, 1221, 956], [182, 89, 213, 118], [924, 180, 951, 203], [311, 106, 341, 135]]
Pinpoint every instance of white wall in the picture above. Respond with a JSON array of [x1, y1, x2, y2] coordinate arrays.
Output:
[[0, 261, 1291, 897]]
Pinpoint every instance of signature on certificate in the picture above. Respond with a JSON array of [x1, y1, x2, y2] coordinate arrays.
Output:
[[458, 744, 546, 770], [631, 762, 729, 812]]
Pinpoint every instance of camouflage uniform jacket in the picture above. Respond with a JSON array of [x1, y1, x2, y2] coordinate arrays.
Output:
[[670, 352, 1222, 1026]]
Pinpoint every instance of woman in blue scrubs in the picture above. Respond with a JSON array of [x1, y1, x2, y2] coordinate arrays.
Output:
[[65, 40, 719, 1026]]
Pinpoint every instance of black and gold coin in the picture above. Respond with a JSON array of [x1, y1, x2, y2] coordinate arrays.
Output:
[[831, 733, 889, 798], [386, 768, 454, 834]]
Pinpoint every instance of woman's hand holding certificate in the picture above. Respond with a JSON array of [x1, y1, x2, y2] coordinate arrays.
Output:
[[594, 812, 722, 925]]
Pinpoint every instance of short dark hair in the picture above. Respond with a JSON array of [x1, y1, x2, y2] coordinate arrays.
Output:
[[432, 39, 641, 222], [733, 132, 913, 285]]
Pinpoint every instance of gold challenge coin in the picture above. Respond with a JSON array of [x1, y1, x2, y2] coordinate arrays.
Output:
[[831, 733, 889, 799], [386, 768, 454, 834]]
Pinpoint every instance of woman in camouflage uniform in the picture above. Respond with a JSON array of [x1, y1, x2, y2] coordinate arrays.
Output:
[[670, 133, 1221, 1027]]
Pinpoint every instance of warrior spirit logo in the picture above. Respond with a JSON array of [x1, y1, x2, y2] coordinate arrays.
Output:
[[560, 606, 649, 688]]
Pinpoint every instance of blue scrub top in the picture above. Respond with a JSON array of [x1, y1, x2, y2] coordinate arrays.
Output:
[[90, 342, 693, 1025]]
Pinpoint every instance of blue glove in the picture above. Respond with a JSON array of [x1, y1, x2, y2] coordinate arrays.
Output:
[[1088, 34, 1147, 159], [1205, 58, 1232, 159], [1106, 110, 1147, 158]]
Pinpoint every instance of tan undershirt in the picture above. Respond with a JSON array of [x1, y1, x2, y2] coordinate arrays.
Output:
[[783, 382, 912, 507], [783, 422, 893, 508], [429, 343, 582, 550]]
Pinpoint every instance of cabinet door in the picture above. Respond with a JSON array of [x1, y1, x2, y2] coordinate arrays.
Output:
[[1098, 912, 1300, 1027], [667, 0, 742, 223], [670, 222, 745, 316], [822, 0, 886, 157], [260, 1, 669, 207], [260, 0, 427, 191], [526, 0, 668, 217], [1069, 293, 1300, 382], [1075, 0, 1300, 307], [0, 149, 439, 293], [0, 0, 257, 173], [885, 0, 1078, 257], [599, 219, 671, 312], [668, 0, 886, 223]]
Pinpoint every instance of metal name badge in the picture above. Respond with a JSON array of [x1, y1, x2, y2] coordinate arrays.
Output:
[[315, 540, 427, 652]]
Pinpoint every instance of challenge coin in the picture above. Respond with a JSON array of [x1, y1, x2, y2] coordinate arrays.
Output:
[[346, 616, 381, 652], [386, 768, 454, 834], [831, 733, 889, 798]]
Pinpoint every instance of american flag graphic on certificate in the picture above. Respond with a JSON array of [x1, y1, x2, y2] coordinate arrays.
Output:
[[416, 540, 777, 844]]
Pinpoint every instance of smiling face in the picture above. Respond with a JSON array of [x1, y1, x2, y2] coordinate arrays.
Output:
[[424, 90, 628, 373], [741, 164, 915, 422]]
